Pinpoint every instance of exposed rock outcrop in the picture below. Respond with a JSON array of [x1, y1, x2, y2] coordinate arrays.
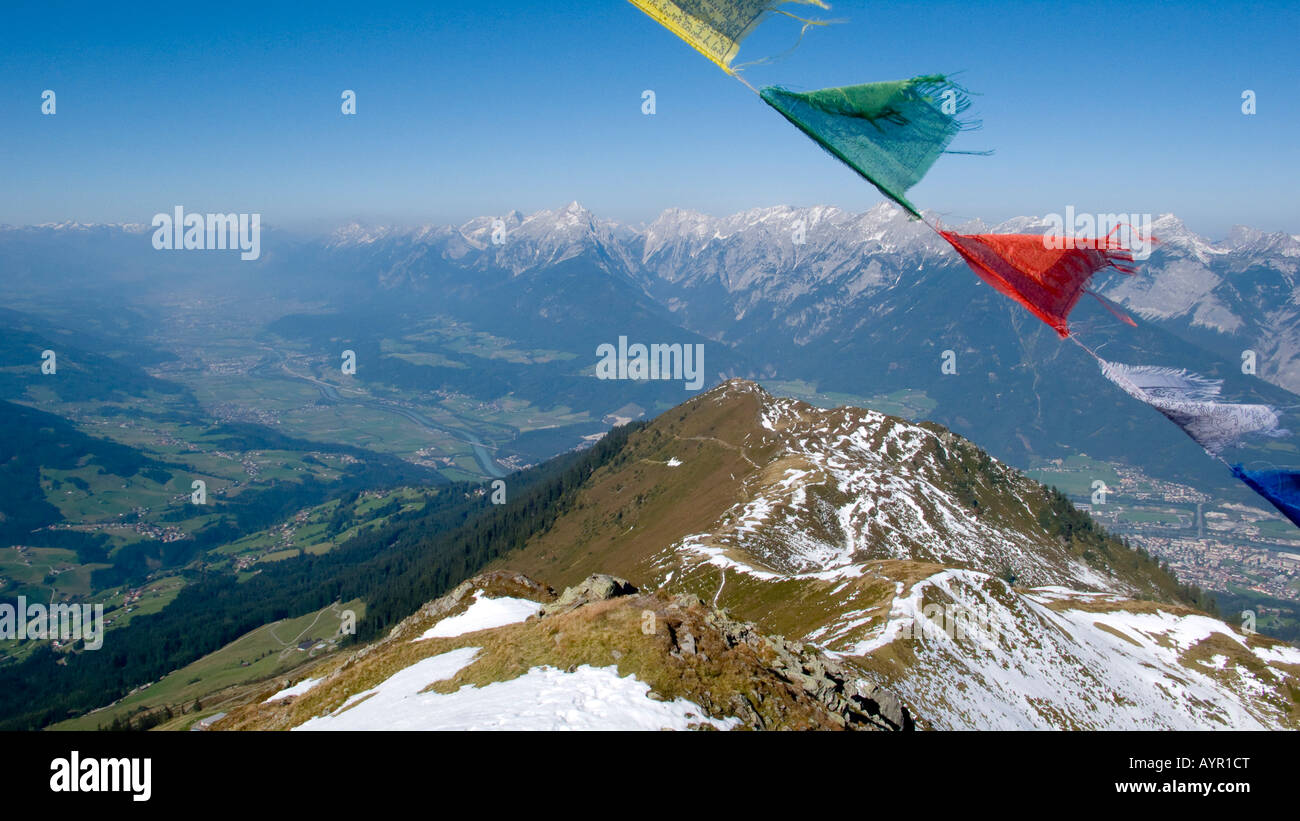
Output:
[[539, 574, 638, 617]]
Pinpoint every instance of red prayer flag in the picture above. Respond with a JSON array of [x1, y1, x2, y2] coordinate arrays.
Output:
[[937, 230, 1141, 337]]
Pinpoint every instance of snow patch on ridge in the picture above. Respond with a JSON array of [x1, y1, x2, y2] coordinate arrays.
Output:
[[296, 647, 737, 731], [414, 591, 542, 640], [265, 677, 323, 703]]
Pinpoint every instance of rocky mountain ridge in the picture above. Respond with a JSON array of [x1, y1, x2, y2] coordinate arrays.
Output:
[[217, 570, 912, 732]]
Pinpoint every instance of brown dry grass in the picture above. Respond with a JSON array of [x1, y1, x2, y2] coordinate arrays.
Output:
[[221, 586, 879, 731]]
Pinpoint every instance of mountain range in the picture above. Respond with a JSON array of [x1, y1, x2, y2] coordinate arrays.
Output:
[[6, 202, 1298, 497]]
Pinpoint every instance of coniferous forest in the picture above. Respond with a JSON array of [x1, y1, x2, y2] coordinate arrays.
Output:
[[0, 422, 642, 730]]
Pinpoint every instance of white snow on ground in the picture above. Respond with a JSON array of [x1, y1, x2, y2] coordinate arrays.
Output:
[[295, 649, 738, 731], [264, 677, 322, 703], [1077, 607, 1247, 654], [830, 578, 932, 657], [676, 533, 779, 581], [298, 646, 480, 728], [1029, 586, 1120, 602], [414, 591, 542, 640], [1253, 643, 1300, 665], [832, 570, 1296, 730]]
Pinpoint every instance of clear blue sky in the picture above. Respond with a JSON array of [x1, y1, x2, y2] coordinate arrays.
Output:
[[2, 0, 1297, 237]]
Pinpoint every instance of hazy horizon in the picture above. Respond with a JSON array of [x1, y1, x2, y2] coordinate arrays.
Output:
[[5, 200, 1294, 245]]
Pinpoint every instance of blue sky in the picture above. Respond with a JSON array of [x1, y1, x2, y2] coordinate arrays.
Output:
[[1, 0, 1297, 236]]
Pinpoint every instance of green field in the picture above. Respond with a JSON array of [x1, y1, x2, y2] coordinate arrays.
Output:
[[1255, 520, 1300, 540], [1025, 453, 1123, 496], [52, 598, 366, 731], [0, 574, 186, 664], [211, 487, 434, 567], [1120, 507, 1192, 527], [400, 317, 578, 365]]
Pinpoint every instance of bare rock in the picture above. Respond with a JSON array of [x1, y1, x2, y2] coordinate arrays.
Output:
[[540, 574, 638, 616]]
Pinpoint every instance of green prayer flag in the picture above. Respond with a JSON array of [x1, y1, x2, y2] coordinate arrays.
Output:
[[761, 76, 978, 218]]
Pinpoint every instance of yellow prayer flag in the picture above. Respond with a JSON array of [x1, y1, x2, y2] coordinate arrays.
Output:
[[627, 0, 830, 75]]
